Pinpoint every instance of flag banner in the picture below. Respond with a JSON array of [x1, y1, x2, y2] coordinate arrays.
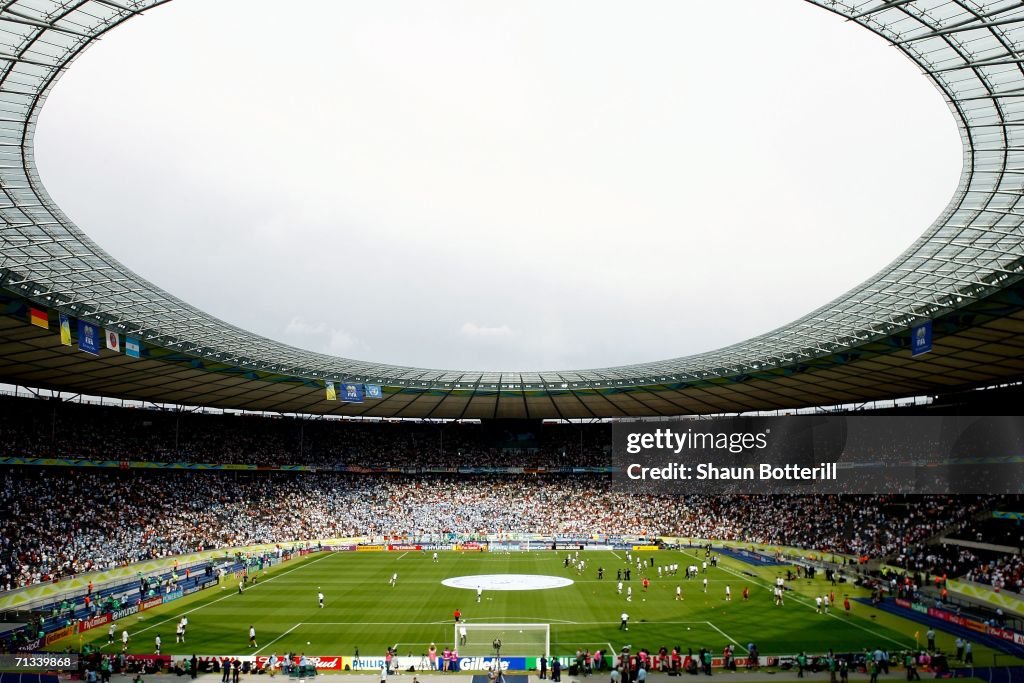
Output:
[[341, 382, 364, 403], [125, 337, 141, 359], [364, 384, 383, 399], [28, 306, 47, 329], [59, 313, 72, 346], [325, 381, 337, 401], [105, 329, 121, 352], [911, 320, 932, 356], [78, 320, 100, 355]]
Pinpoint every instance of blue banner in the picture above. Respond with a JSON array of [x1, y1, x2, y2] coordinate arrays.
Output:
[[911, 320, 932, 356], [364, 384, 383, 399], [125, 337, 141, 359], [341, 382, 364, 403], [77, 320, 100, 355]]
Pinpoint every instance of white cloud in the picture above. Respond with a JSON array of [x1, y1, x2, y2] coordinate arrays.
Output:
[[327, 329, 359, 356], [460, 322, 514, 339], [284, 316, 326, 337]]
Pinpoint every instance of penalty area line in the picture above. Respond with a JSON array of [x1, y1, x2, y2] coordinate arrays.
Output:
[[254, 622, 302, 655], [706, 621, 748, 653], [683, 549, 911, 649]]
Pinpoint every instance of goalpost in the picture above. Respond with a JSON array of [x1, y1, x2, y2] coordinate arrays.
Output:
[[455, 622, 550, 659]]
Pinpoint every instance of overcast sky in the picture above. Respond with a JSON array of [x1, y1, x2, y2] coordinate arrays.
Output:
[[34, 0, 961, 372]]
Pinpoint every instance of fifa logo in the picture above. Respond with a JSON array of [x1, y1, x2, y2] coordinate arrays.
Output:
[[345, 385, 357, 398]]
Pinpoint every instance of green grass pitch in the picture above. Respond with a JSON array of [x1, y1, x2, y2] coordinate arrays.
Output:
[[60, 548, 1019, 667]]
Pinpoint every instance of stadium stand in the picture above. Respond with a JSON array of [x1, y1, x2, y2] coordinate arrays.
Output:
[[0, 461, 999, 593]]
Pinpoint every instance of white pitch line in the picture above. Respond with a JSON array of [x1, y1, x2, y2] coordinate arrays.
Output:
[[684, 550, 910, 648], [396, 552, 409, 560], [254, 622, 301, 655], [610, 551, 623, 561], [705, 621, 748, 653], [96, 553, 334, 649]]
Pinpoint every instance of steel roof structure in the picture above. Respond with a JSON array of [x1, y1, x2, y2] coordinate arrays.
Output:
[[1, 0, 1024, 418]]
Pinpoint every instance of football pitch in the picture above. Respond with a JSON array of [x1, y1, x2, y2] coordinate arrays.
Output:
[[62, 549, 1010, 665]]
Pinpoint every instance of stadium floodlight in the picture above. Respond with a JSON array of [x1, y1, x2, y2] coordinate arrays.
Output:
[[455, 623, 550, 658]]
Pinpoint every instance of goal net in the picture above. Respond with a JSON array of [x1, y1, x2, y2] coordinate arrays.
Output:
[[455, 622, 550, 658]]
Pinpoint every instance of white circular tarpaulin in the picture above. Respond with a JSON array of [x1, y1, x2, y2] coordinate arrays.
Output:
[[442, 574, 574, 591]]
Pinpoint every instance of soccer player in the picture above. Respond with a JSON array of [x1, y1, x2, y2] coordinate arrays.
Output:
[[238, 580, 244, 595], [454, 608, 462, 622], [702, 577, 708, 593], [248, 625, 258, 648], [815, 596, 823, 614], [774, 587, 784, 606], [642, 577, 649, 592], [176, 622, 184, 644], [318, 591, 324, 608], [433, 552, 439, 563], [459, 624, 467, 646], [108, 622, 116, 644], [617, 581, 623, 595], [476, 586, 482, 603], [742, 586, 749, 601], [823, 595, 830, 613], [620, 612, 629, 630], [122, 629, 130, 653], [154, 635, 161, 655], [390, 572, 398, 587], [626, 586, 633, 602], [180, 616, 188, 637], [675, 585, 682, 601], [725, 585, 731, 601]]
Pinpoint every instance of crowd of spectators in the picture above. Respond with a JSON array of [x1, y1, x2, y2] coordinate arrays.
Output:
[[0, 465, 998, 593], [0, 395, 610, 468]]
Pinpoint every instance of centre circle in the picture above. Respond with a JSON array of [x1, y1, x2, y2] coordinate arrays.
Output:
[[442, 574, 574, 591]]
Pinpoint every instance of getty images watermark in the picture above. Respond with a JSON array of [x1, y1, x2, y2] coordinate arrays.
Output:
[[611, 415, 1024, 495]]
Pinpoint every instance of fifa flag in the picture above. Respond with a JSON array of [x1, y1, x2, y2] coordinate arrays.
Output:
[[125, 337, 141, 359], [365, 384, 383, 399], [28, 306, 47, 329], [341, 382, 364, 403], [105, 329, 121, 353], [59, 313, 72, 346], [325, 381, 337, 401], [911, 320, 932, 357], [78, 320, 100, 355]]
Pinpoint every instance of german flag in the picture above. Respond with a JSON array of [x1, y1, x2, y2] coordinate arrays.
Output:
[[28, 306, 48, 329]]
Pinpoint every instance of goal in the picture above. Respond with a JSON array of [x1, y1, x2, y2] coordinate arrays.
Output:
[[455, 622, 550, 658]]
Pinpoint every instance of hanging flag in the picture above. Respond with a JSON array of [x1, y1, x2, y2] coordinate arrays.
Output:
[[911, 320, 932, 356], [105, 329, 121, 352], [125, 337, 141, 359], [325, 381, 337, 401], [365, 384, 383, 399], [28, 306, 48, 329], [78, 320, 100, 355], [58, 313, 72, 346], [341, 383, 364, 403]]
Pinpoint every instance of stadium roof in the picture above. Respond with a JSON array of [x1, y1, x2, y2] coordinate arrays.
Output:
[[1, 0, 1024, 418]]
